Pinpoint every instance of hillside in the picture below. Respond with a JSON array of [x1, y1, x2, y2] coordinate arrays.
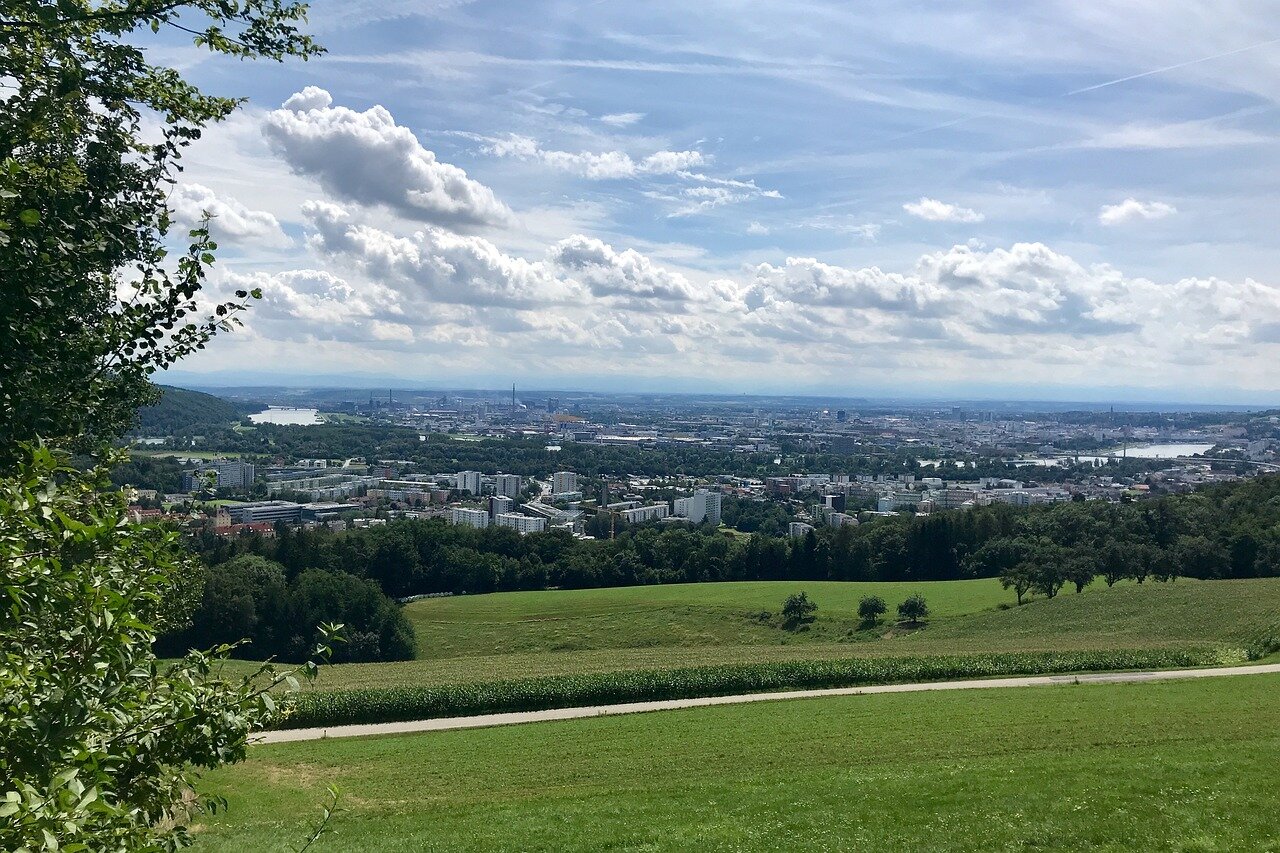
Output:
[[132, 385, 260, 436], [256, 576, 1280, 691]]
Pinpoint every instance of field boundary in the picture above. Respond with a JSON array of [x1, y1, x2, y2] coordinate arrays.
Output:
[[275, 647, 1246, 730], [256, 662, 1280, 744]]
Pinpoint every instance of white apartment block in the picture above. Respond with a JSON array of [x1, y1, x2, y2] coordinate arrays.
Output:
[[495, 512, 547, 534], [493, 473, 524, 498], [788, 521, 815, 537], [672, 489, 722, 525], [455, 471, 482, 494], [489, 495, 514, 518], [620, 503, 670, 524], [450, 507, 489, 528], [551, 471, 579, 495]]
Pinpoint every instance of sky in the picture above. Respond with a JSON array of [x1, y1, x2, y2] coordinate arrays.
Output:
[[160, 0, 1280, 403]]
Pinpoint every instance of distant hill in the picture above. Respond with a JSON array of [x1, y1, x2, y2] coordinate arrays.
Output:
[[133, 385, 261, 436]]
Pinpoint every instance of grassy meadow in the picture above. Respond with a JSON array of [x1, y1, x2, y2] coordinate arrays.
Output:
[[193, 673, 1280, 851], [225, 577, 1280, 692]]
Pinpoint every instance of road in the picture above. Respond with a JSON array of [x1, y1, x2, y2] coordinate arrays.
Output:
[[255, 662, 1280, 745]]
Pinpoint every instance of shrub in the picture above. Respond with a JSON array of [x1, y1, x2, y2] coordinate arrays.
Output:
[[897, 594, 930, 624], [781, 591, 817, 629], [858, 595, 887, 625]]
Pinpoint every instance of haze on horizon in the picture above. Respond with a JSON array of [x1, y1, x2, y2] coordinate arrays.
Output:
[[163, 1, 1280, 404]]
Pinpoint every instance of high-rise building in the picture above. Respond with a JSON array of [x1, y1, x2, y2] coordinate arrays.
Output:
[[181, 460, 255, 493], [672, 489, 722, 525], [493, 473, 523, 498], [455, 470, 482, 494], [551, 471, 578, 495], [489, 495, 514, 518], [450, 507, 489, 529]]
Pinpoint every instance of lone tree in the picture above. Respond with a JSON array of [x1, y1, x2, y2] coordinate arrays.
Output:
[[858, 595, 887, 625], [781, 591, 818, 629], [897, 594, 930, 624]]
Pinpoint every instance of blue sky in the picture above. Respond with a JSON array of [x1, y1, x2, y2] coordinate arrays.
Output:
[[163, 1, 1280, 402]]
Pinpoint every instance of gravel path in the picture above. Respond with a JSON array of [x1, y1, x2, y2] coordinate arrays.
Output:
[[256, 662, 1280, 745]]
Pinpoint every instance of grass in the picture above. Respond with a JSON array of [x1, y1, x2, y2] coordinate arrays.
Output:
[[262, 577, 1279, 692], [193, 673, 1280, 851]]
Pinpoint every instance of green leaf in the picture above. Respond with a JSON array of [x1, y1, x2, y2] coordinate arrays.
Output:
[[19, 209, 40, 226]]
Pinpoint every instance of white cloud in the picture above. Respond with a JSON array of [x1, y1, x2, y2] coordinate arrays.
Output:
[[903, 197, 985, 223], [746, 221, 770, 235], [1098, 198, 1178, 226], [482, 134, 705, 179], [263, 89, 512, 228], [171, 183, 292, 248], [600, 112, 645, 127]]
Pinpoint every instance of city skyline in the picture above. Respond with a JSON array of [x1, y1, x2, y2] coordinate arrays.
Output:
[[160, 1, 1280, 401]]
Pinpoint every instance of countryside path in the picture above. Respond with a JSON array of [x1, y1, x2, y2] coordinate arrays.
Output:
[[256, 662, 1280, 745]]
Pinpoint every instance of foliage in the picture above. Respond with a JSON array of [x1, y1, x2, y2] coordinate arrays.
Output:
[[282, 647, 1236, 729], [897, 594, 929, 623], [134, 385, 262, 437], [0, 0, 319, 469], [0, 446, 334, 851], [780, 591, 818, 629], [857, 595, 887, 625], [161, 556, 415, 663]]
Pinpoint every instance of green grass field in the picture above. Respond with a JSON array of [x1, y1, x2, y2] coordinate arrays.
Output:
[[193, 673, 1280, 851], [263, 577, 1279, 691]]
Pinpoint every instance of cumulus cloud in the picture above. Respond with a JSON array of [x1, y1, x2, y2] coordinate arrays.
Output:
[[1098, 198, 1177, 226], [171, 184, 291, 247], [549, 235, 702, 304], [747, 221, 770, 235], [600, 112, 645, 127], [903, 197, 985, 223], [304, 201, 576, 308], [263, 88, 511, 228], [482, 134, 705, 179]]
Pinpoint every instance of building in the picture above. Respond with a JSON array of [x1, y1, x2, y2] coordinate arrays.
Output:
[[450, 506, 489, 529], [493, 473, 523, 498], [551, 471, 579, 495], [672, 489, 722, 525], [181, 460, 255, 493], [224, 500, 301, 525], [495, 512, 546, 534], [455, 471, 482, 494], [489, 495, 514, 518], [827, 512, 857, 527], [620, 503, 670, 524], [788, 521, 815, 537]]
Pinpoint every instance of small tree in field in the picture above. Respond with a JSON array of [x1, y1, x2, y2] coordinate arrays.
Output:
[[858, 595, 887, 625], [781, 591, 817, 629], [897, 594, 929, 624]]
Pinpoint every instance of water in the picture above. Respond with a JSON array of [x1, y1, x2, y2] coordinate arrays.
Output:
[[1018, 442, 1216, 466], [249, 407, 321, 425]]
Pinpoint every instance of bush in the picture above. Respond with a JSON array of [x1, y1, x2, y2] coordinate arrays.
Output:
[[897, 594, 929, 624], [281, 647, 1240, 729], [858, 595, 887, 625], [781, 591, 817, 629]]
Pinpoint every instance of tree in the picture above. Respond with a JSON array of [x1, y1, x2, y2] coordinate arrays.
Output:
[[0, 0, 320, 468], [858, 595, 887, 625], [1000, 562, 1036, 605], [0, 447, 336, 851], [897, 594, 929, 624], [781, 591, 817, 629], [1099, 541, 1135, 587], [1, 1, 324, 848], [1063, 555, 1097, 594]]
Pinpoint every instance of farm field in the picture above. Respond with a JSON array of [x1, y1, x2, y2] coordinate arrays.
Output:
[[193, 673, 1280, 851], [228, 577, 1280, 692]]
